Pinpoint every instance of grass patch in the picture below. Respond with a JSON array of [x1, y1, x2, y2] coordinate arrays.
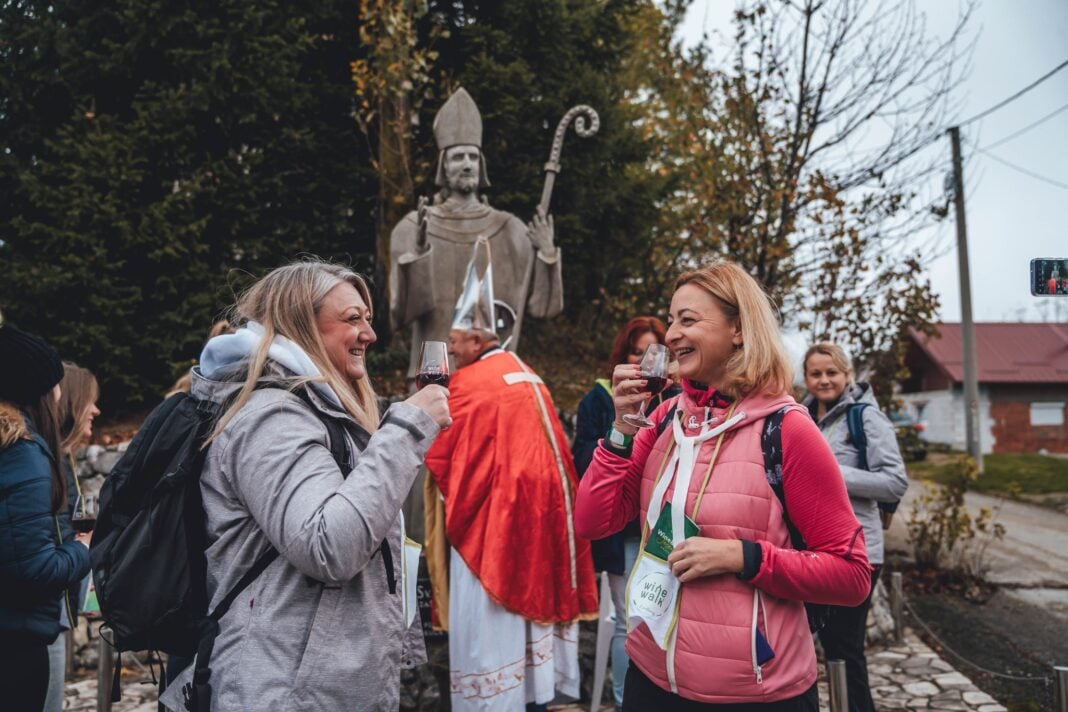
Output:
[[908, 452, 1068, 495]]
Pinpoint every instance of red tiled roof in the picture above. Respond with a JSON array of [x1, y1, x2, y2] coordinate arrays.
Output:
[[909, 323, 1068, 384]]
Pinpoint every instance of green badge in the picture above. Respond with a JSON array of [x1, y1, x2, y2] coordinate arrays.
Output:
[[643, 503, 699, 560]]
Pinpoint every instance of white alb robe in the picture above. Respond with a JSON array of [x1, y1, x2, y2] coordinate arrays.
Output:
[[449, 553, 581, 710]]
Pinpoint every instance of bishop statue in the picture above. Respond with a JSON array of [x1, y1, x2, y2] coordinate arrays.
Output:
[[389, 88, 565, 378]]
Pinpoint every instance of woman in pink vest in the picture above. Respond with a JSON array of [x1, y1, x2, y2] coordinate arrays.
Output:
[[575, 261, 871, 710]]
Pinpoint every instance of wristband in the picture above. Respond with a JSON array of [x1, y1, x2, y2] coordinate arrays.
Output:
[[607, 426, 634, 448]]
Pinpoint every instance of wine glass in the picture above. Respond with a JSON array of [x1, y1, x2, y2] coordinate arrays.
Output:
[[416, 341, 451, 390], [622, 343, 670, 429], [72, 493, 98, 534]]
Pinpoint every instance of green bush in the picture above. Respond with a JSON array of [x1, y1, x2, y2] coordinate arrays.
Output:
[[907, 455, 1006, 575]]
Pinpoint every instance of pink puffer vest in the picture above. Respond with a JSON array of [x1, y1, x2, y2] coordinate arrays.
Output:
[[625, 390, 818, 704]]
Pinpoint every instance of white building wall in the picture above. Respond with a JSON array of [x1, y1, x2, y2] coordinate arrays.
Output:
[[899, 387, 995, 454]]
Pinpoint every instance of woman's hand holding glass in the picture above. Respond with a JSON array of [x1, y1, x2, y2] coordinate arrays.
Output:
[[611, 361, 673, 434], [72, 493, 97, 549], [622, 344, 670, 429], [405, 384, 452, 431]]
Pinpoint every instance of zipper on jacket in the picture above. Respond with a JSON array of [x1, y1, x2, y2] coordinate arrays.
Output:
[[750, 589, 765, 685]]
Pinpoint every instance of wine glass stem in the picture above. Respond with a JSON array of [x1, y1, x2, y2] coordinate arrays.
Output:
[[636, 399, 648, 420]]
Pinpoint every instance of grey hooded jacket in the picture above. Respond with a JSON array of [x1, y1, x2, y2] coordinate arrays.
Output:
[[166, 365, 438, 711], [802, 383, 908, 565]]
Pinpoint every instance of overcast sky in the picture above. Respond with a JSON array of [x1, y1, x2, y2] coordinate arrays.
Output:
[[680, 0, 1068, 325]]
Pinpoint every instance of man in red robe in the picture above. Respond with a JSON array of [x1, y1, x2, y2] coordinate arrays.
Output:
[[424, 315, 598, 711]]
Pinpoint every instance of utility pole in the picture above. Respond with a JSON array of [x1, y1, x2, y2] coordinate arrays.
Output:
[[949, 126, 983, 472]]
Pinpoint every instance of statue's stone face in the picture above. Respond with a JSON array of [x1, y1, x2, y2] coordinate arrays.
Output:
[[443, 144, 480, 196]]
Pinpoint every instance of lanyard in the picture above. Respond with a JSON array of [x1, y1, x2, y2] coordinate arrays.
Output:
[[644, 402, 742, 547]]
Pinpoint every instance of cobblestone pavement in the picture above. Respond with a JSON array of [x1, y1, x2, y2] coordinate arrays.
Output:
[[550, 632, 1006, 712], [62, 630, 1005, 711], [815, 633, 1007, 712], [59, 675, 159, 712]]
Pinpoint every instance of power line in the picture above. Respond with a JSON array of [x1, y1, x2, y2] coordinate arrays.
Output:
[[980, 101, 1068, 151], [858, 59, 1068, 181], [959, 58, 1068, 127], [975, 146, 1068, 190]]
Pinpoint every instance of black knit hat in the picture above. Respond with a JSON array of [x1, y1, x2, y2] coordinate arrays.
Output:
[[0, 311, 65, 406]]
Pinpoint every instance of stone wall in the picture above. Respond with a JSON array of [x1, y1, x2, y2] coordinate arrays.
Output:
[[76, 442, 129, 498]]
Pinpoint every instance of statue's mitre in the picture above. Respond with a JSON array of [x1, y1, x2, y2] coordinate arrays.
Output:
[[433, 88, 482, 151]]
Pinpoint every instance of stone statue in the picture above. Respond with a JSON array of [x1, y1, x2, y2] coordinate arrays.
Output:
[[390, 88, 564, 377]]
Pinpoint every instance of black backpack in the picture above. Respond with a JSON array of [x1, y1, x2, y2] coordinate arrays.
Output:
[[844, 402, 900, 520], [90, 384, 389, 708], [654, 404, 837, 632]]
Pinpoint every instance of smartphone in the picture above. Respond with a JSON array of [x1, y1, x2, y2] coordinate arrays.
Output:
[[1031, 258, 1068, 296]]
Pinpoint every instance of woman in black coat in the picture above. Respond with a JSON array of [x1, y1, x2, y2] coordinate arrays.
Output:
[[0, 314, 92, 711]]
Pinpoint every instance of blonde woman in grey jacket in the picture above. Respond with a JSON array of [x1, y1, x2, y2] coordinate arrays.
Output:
[[161, 260, 450, 712], [802, 342, 907, 712]]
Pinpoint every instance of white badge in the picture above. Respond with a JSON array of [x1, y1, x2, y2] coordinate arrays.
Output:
[[627, 549, 682, 649], [402, 537, 422, 628]]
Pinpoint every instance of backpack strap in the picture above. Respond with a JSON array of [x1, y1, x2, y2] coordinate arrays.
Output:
[[845, 403, 871, 471], [655, 403, 678, 439], [759, 404, 832, 633], [759, 406, 805, 551]]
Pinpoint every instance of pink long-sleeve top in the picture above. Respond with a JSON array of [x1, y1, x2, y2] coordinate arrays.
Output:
[[574, 395, 871, 606]]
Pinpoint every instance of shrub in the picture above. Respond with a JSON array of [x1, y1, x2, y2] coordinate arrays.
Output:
[[907, 455, 1006, 576]]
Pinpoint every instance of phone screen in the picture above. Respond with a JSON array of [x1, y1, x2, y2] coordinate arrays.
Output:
[[1031, 258, 1068, 296]]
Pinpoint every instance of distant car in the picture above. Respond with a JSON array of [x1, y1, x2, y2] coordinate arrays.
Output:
[[888, 410, 928, 462]]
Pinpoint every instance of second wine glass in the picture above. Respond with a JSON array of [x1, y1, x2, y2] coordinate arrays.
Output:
[[622, 343, 670, 429], [416, 341, 451, 389], [72, 493, 98, 534]]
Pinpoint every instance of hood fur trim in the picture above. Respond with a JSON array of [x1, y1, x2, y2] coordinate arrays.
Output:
[[0, 402, 31, 449]]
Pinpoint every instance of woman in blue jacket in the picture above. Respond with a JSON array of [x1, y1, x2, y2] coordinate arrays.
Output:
[[0, 315, 92, 711], [41, 363, 102, 712]]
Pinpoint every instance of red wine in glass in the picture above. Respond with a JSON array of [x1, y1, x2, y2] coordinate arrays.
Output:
[[72, 493, 98, 533], [417, 371, 450, 390], [622, 344, 670, 429], [643, 376, 667, 395], [417, 341, 450, 390]]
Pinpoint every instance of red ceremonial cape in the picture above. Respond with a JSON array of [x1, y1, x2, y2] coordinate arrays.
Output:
[[425, 351, 598, 625]]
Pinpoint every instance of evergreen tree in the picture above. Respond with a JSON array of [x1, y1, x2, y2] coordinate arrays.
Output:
[[1, 0, 376, 410]]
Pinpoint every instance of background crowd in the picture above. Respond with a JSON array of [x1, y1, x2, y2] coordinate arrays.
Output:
[[1, 256, 908, 712]]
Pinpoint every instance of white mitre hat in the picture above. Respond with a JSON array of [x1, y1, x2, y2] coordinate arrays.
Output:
[[451, 239, 497, 336]]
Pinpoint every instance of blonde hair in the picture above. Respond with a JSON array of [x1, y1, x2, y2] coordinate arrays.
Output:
[[210, 259, 380, 441], [58, 362, 99, 457], [803, 342, 854, 383], [674, 261, 793, 398]]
